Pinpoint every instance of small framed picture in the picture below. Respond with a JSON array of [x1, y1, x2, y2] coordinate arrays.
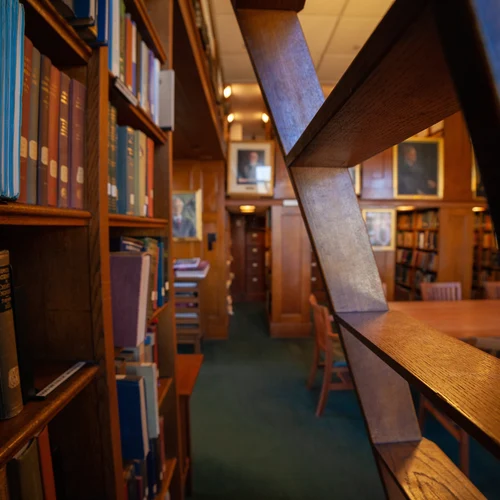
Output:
[[472, 154, 486, 199], [362, 208, 396, 251], [349, 165, 361, 195], [172, 190, 202, 241], [393, 137, 444, 199], [227, 141, 275, 197]]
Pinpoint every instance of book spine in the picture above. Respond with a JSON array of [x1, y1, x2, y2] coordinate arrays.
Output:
[[96, 0, 108, 44], [119, 0, 126, 82], [108, 103, 112, 212], [112, 0, 120, 76], [126, 128, 135, 215], [26, 48, 41, 205], [125, 15, 133, 91], [110, 106, 118, 213], [69, 80, 86, 209], [58, 73, 70, 208], [37, 56, 51, 206], [0, 251, 23, 420], [131, 22, 137, 96], [148, 51, 154, 120], [116, 127, 127, 214], [19, 37, 33, 204], [138, 132, 146, 217], [47, 66, 60, 207], [133, 131, 140, 216], [146, 138, 154, 217], [136, 32, 142, 103], [154, 58, 160, 126], [141, 42, 148, 112]]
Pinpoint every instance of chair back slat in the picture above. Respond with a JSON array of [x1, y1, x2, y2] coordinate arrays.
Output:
[[484, 282, 500, 299], [309, 294, 333, 352], [421, 282, 462, 301]]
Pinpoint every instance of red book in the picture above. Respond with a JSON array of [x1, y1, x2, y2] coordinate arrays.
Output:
[[58, 73, 70, 208], [146, 138, 154, 217], [19, 37, 33, 203], [69, 79, 86, 209], [37, 56, 51, 205], [125, 15, 133, 91], [37, 427, 57, 500], [47, 66, 60, 207]]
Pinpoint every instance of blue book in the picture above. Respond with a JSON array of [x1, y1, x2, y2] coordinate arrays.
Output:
[[0, 0, 6, 197], [116, 375, 150, 461], [73, 0, 96, 25], [146, 447, 157, 499], [95, 0, 108, 44]]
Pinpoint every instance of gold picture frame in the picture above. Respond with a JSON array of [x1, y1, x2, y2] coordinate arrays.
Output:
[[227, 140, 275, 197], [172, 189, 202, 241], [349, 164, 361, 195], [471, 154, 486, 200], [362, 208, 396, 251], [393, 137, 444, 199]]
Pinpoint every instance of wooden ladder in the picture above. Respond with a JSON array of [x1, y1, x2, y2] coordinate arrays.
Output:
[[232, 0, 500, 498]]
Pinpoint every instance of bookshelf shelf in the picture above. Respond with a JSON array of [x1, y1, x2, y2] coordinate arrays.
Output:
[[21, 0, 91, 66], [124, 0, 167, 64], [149, 303, 169, 324], [155, 458, 177, 500], [0, 203, 91, 226], [158, 377, 173, 407], [109, 73, 168, 145], [0, 363, 98, 465], [108, 213, 168, 228]]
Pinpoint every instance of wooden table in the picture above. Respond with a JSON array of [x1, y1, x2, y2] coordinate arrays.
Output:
[[176, 354, 203, 497], [389, 300, 500, 339]]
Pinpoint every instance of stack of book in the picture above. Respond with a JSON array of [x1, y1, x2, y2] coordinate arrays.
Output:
[[108, 112, 155, 216], [0, 0, 24, 200], [174, 258, 210, 279], [108, 0, 161, 125], [19, 38, 86, 208]]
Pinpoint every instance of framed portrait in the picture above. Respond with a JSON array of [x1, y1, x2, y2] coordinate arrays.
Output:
[[227, 141, 275, 197], [362, 208, 396, 251], [393, 137, 444, 199], [472, 154, 486, 199], [172, 190, 202, 241], [349, 165, 361, 195]]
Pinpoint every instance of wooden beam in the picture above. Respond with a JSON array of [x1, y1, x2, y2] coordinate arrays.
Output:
[[232, 0, 305, 11], [285, 1, 459, 168]]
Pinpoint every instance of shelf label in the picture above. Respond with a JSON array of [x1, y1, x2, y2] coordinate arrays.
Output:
[[36, 362, 87, 399]]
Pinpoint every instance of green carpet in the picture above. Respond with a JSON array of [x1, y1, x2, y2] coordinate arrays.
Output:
[[187, 303, 499, 499]]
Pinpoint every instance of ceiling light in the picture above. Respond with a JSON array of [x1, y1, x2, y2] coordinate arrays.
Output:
[[397, 205, 416, 211], [223, 85, 232, 99], [261, 112, 270, 123], [227, 113, 235, 123], [240, 205, 256, 213], [472, 206, 487, 212]]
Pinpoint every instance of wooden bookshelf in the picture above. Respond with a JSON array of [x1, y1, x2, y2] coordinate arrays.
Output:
[[0, 363, 98, 464], [472, 209, 497, 298], [149, 302, 169, 324], [108, 213, 168, 228], [21, 0, 92, 65], [156, 457, 177, 499], [157, 377, 173, 407], [0, 203, 91, 226]]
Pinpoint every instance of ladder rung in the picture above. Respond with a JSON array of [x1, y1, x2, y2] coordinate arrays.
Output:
[[376, 438, 484, 499], [337, 309, 500, 459]]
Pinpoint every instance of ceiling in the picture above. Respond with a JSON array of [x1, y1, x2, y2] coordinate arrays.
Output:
[[211, 0, 394, 85]]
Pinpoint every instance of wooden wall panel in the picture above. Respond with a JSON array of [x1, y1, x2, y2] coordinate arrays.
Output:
[[274, 148, 295, 199], [270, 206, 311, 337], [373, 251, 395, 301], [361, 148, 393, 199], [229, 215, 246, 301], [173, 160, 229, 339]]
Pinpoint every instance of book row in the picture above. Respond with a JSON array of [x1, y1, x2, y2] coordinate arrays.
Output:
[[0, 0, 24, 200], [415, 210, 439, 229], [395, 264, 412, 288], [110, 237, 168, 348], [396, 249, 438, 272], [108, 108, 155, 216], [477, 231, 499, 249], [414, 269, 436, 290], [19, 38, 86, 207], [417, 231, 438, 250], [396, 231, 414, 248]]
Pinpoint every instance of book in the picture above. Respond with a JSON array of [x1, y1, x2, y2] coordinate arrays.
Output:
[[157, 239, 165, 307], [125, 363, 160, 439], [175, 261, 210, 279], [116, 375, 150, 461], [49, 0, 75, 18], [37, 427, 57, 500], [133, 131, 140, 216], [136, 31, 142, 101], [72, 0, 96, 26], [141, 238, 158, 318], [58, 73, 71, 207], [6, 439, 43, 499], [138, 132, 147, 216], [146, 138, 154, 217], [95, 0, 109, 45], [125, 15, 133, 91], [37, 56, 51, 205], [117, 126, 135, 215], [110, 252, 151, 347], [140, 42, 149, 112], [69, 79, 86, 209], [108, 0, 120, 76], [19, 37, 33, 204], [174, 258, 201, 270], [47, 65, 60, 206], [26, 47, 41, 204], [159, 70, 175, 130], [0, 251, 23, 420], [132, 22, 137, 96]]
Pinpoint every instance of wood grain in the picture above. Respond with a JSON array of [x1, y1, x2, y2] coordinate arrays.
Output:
[[235, 9, 324, 155], [176, 354, 203, 397], [285, 1, 459, 168], [0, 203, 90, 226], [158, 377, 173, 408], [376, 438, 484, 499], [337, 309, 500, 458], [108, 213, 168, 228]]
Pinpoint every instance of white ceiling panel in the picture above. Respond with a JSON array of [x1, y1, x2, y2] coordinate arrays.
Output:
[[222, 53, 256, 83], [301, 0, 346, 15], [316, 54, 353, 83], [297, 14, 338, 54], [326, 16, 380, 55], [214, 14, 246, 54], [343, 0, 393, 17]]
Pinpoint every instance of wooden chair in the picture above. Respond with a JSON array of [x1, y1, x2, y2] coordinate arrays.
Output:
[[419, 281, 469, 475], [307, 294, 353, 417], [484, 281, 500, 299], [420, 281, 462, 301]]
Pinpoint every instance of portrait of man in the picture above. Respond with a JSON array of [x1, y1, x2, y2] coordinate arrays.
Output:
[[236, 150, 265, 185], [362, 209, 395, 251], [394, 139, 443, 198], [172, 190, 202, 240]]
